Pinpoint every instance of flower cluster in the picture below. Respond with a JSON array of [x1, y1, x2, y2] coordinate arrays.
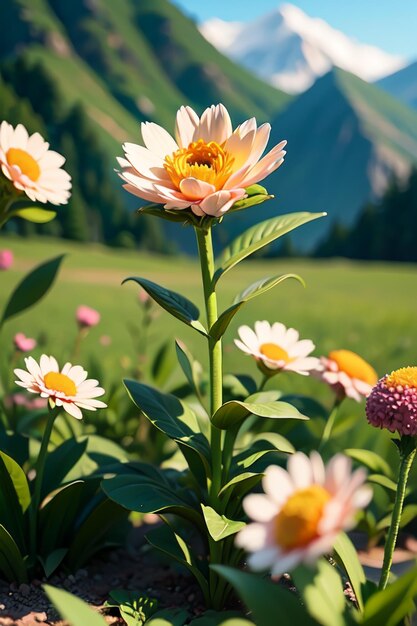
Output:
[[366, 366, 417, 436]]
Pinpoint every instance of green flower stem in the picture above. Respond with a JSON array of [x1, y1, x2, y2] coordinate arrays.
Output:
[[378, 438, 416, 590], [195, 226, 223, 500], [29, 404, 59, 564], [258, 374, 269, 391], [318, 397, 342, 451]]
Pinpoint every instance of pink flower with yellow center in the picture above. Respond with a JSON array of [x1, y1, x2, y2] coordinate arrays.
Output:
[[234, 321, 319, 375], [316, 349, 378, 402], [366, 366, 417, 436], [0, 121, 71, 205], [14, 355, 106, 420], [117, 103, 286, 217], [236, 452, 372, 576]]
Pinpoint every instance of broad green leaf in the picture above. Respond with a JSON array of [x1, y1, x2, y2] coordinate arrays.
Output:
[[40, 548, 68, 578], [292, 561, 347, 626], [201, 505, 245, 541], [362, 565, 417, 626], [44, 585, 107, 626], [175, 340, 204, 401], [190, 611, 254, 625], [344, 449, 393, 479], [212, 398, 308, 429], [66, 498, 128, 570], [146, 523, 209, 602], [223, 374, 257, 400], [106, 589, 158, 626], [333, 533, 365, 612], [210, 274, 304, 340], [214, 212, 325, 283], [0, 254, 65, 326], [234, 434, 295, 470], [213, 566, 319, 626], [123, 277, 207, 336], [146, 608, 190, 626], [103, 470, 202, 527], [41, 438, 88, 498], [0, 524, 27, 583], [151, 340, 178, 389], [39, 481, 85, 558], [219, 473, 262, 500], [10, 207, 57, 223], [124, 379, 210, 464], [0, 452, 30, 551], [367, 474, 397, 492]]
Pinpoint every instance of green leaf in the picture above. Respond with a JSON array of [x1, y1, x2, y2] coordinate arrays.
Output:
[[39, 548, 68, 578], [175, 340, 204, 401], [213, 566, 319, 626], [123, 277, 207, 336], [223, 374, 257, 400], [377, 503, 417, 531], [214, 212, 325, 283], [0, 254, 65, 327], [10, 207, 57, 223], [124, 379, 209, 467], [41, 438, 88, 498], [146, 523, 209, 602], [210, 274, 304, 340], [39, 481, 85, 559], [44, 585, 107, 626], [344, 449, 393, 479], [102, 469, 202, 527], [106, 589, 158, 626], [212, 396, 308, 429], [367, 474, 397, 492], [0, 524, 28, 583], [218, 473, 263, 500], [189, 611, 254, 625], [0, 452, 30, 551], [333, 533, 365, 612], [234, 433, 295, 470], [146, 608, 190, 626], [292, 561, 347, 626], [201, 505, 245, 542], [138, 203, 198, 225], [228, 192, 273, 214], [362, 565, 417, 626], [151, 340, 178, 389]]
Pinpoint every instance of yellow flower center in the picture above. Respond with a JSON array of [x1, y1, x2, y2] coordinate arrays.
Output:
[[44, 372, 76, 396], [329, 349, 377, 385], [275, 485, 331, 550], [385, 366, 417, 389], [164, 139, 234, 191], [260, 343, 292, 363], [6, 148, 41, 182]]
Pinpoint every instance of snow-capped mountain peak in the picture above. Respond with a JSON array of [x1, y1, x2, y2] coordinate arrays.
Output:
[[200, 4, 405, 94]]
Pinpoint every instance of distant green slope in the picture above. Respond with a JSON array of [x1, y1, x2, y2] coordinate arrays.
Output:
[[1, 0, 290, 154], [247, 68, 417, 251]]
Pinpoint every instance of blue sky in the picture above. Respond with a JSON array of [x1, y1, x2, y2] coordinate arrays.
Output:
[[173, 0, 416, 59]]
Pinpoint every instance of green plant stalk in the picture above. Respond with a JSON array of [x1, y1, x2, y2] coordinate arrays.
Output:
[[29, 404, 59, 565], [195, 225, 226, 609], [379, 439, 416, 590], [318, 397, 342, 451]]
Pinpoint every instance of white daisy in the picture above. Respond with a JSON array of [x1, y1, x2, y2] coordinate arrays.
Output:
[[14, 355, 106, 420], [236, 452, 372, 577], [234, 320, 319, 375], [0, 121, 71, 205], [315, 350, 378, 402]]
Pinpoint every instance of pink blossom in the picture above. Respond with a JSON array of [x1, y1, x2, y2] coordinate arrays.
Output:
[[366, 367, 417, 436], [0, 249, 13, 270], [14, 332, 37, 352], [76, 305, 100, 328]]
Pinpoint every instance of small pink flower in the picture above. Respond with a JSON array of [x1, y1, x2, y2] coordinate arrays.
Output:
[[14, 332, 37, 352], [76, 305, 100, 328], [366, 367, 417, 436], [314, 350, 378, 402], [0, 249, 13, 270], [139, 290, 150, 304]]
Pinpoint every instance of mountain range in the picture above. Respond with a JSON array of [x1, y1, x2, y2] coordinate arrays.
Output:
[[1, 0, 417, 253], [200, 4, 405, 94]]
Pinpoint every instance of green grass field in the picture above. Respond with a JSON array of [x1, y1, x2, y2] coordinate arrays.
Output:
[[1, 234, 416, 381]]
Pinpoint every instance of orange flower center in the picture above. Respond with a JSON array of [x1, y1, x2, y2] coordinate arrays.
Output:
[[6, 148, 41, 182], [329, 349, 377, 385], [44, 372, 76, 396], [385, 366, 417, 389], [260, 343, 292, 363], [164, 139, 234, 190], [275, 485, 331, 550]]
